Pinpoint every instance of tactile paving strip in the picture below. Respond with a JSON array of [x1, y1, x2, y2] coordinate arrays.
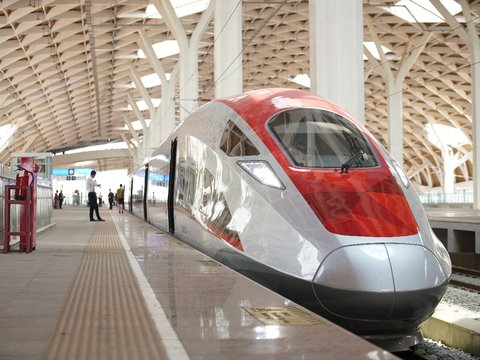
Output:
[[43, 219, 169, 360]]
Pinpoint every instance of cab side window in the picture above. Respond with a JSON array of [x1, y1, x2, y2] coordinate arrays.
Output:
[[219, 120, 259, 157]]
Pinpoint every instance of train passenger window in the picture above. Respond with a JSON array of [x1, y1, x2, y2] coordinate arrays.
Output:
[[268, 109, 378, 169], [220, 120, 259, 157]]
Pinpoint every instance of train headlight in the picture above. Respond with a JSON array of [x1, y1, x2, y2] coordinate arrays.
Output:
[[237, 160, 285, 190], [391, 159, 410, 188]]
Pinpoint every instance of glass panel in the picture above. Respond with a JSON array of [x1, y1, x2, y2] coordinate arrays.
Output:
[[268, 109, 378, 169], [220, 120, 260, 157]]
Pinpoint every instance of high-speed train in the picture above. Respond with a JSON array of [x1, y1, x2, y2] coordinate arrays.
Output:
[[128, 88, 451, 351]]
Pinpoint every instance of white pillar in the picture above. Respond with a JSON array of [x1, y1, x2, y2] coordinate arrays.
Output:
[[214, 0, 242, 98], [387, 80, 404, 165], [129, 66, 155, 116], [160, 69, 177, 140], [364, 15, 430, 168], [151, 0, 214, 121], [137, 29, 178, 147], [472, 47, 480, 208], [126, 93, 148, 158], [443, 147, 456, 194], [309, 0, 365, 123], [179, 46, 199, 118], [128, 66, 152, 155], [431, 0, 480, 207]]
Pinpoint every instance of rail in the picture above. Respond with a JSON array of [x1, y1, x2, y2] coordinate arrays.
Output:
[[450, 266, 480, 293]]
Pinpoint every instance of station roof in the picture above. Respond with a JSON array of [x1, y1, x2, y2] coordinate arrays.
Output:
[[0, 0, 478, 187]]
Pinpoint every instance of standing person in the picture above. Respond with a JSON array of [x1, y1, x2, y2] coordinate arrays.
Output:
[[86, 170, 105, 222], [108, 189, 114, 210], [53, 190, 59, 209], [116, 184, 125, 214], [58, 190, 64, 209]]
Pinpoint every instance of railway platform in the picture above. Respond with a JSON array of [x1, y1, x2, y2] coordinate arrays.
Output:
[[423, 207, 480, 357], [0, 206, 396, 360]]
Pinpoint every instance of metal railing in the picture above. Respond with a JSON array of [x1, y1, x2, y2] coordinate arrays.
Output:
[[418, 191, 473, 204]]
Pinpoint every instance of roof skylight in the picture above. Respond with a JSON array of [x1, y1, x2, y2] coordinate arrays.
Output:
[[127, 99, 162, 111], [145, 4, 161, 18], [425, 123, 469, 149], [383, 0, 462, 23], [63, 142, 128, 155], [116, 73, 171, 90], [363, 42, 394, 60], [141, 73, 161, 88], [124, 119, 152, 131], [291, 74, 311, 88], [146, 0, 210, 19], [0, 124, 17, 153], [118, 0, 209, 19], [137, 40, 180, 59]]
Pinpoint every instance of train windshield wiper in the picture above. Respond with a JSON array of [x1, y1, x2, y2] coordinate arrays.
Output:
[[340, 150, 366, 174]]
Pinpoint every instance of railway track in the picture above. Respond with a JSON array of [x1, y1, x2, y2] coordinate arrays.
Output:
[[450, 266, 480, 293], [394, 349, 432, 359]]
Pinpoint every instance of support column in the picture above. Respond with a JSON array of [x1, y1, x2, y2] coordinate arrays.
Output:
[[124, 114, 140, 145], [387, 81, 404, 165], [128, 66, 152, 155], [309, 0, 364, 123], [122, 117, 140, 168], [214, 0, 242, 98], [365, 16, 431, 167], [443, 147, 456, 195], [472, 45, 480, 208], [129, 66, 155, 116], [126, 94, 148, 158], [127, 94, 148, 130], [121, 133, 138, 168], [179, 46, 199, 118], [151, 0, 214, 121], [160, 66, 178, 139], [432, 0, 480, 208], [469, 13, 480, 208], [137, 29, 178, 147]]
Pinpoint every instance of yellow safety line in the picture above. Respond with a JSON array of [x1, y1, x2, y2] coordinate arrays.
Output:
[[43, 219, 169, 360]]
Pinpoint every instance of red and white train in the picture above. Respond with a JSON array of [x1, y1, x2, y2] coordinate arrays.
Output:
[[128, 88, 451, 351]]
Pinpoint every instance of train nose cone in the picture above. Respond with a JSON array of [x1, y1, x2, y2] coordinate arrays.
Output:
[[312, 243, 449, 320]]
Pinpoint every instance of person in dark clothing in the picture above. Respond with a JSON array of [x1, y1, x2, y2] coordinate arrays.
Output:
[[108, 189, 114, 210], [86, 170, 105, 222], [58, 190, 64, 209]]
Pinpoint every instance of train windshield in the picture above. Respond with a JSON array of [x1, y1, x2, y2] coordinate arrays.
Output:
[[268, 109, 378, 169]]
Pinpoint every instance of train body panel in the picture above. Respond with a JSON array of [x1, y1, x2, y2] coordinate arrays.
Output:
[[129, 88, 451, 351], [146, 150, 169, 229], [130, 168, 146, 220], [148, 101, 338, 278]]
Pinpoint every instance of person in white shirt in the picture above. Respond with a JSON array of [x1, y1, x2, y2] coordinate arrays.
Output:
[[86, 170, 105, 222]]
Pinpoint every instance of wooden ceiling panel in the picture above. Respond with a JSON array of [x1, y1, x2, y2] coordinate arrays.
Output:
[[0, 0, 478, 186]]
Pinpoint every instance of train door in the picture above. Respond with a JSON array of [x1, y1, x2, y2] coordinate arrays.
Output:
[[167, 138, 177, 234], [128, 177, 133, 213], [143, 163, 149, 222]]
